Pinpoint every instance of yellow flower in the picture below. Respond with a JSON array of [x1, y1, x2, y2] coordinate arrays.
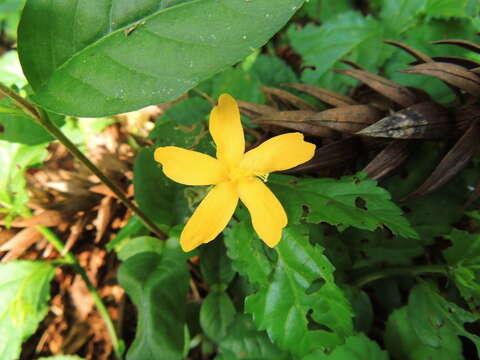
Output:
[[154, 94, 315, 252]]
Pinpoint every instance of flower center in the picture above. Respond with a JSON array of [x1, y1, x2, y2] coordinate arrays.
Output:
[[227, 166, 269, 183], [228, 166, 252, 182]]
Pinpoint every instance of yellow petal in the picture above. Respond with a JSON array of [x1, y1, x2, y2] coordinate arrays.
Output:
[[180, 181, 239, 252], [238, 177, 287, 247], [240, 133, 315, 174], [209, 94, 245, 166], [154, 146, 227, 186]]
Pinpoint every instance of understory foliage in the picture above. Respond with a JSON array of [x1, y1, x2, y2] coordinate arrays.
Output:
[[0, 0, 479, 359]]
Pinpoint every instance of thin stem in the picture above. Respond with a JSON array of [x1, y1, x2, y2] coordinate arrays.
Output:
[[36, 225, 124, 359], [0, 83, 166, 240], [353, 264, 449, 288]]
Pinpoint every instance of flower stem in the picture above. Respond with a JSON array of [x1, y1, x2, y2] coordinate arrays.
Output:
[[0, 82, 167, 240], [353, 264, 449, 288], [36, 225, 124, 359]]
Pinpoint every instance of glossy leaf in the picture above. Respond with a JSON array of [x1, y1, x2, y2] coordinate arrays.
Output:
[[118, 250, 189, 360], [200, 291, 236, 343], [269, 173, 418, 239], [18, 0, 303, 116], [245, 225, 354, 356], [0, 261, 56, 360]]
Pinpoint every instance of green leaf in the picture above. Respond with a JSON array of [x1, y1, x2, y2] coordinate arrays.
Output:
[[0, 96, 64, 145], [224, 219, 275, 288], [422, 0, 470, 18], [0, 261, 56, 360], [269, 173, 418, 239], [384, 19, 479, 103], [200, 240, 235, 286], [118, 250, 189, 360], [297, 0, 352, 22], [287, 11, 386, 91], [379, 0, 426, 33], [200, 291, 236, 343], [18, 0, 304, 116], [303, 334, 389, 360], [245, 225, 354, 356], [443, 229, 480, 311], [106, 216, 149, 252], [385, 307, 462, 360], [117, 236, 164, 261], [250, 54, 298, 87], [407, 282, 480, 355], [133, 147, 185, 231], [216, 314, 292, 360], [0, 141, 47, 222], [38, 356, 85, 360]]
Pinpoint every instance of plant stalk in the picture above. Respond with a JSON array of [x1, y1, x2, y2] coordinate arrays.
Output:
[[36, 226, 124, 359], [0, 83, 166, 240], [353, 264, 449, 288]]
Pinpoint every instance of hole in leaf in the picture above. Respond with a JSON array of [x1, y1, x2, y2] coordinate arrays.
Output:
[[355, 197, 367, 210], [0, 124, 4, 133]]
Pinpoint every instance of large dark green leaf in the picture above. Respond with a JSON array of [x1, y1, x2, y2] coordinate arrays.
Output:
[[118, 249, 189, 360], [244, 225, 354, 356], [0, 261, 56, 360], [18, 0, 304, 116]]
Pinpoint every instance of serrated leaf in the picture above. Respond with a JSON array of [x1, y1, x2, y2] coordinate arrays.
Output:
[[269, 173, 418, 239], [287, 11, 387, 91], [443, 229, 480, 311], [0, 141, 47, 223], [224, 219, 275, 288], [302, 334, 389, 360], [385, 307, 462, 360], [200, 291, 236, 343], [380, 0, 426, 33], [18, 0, 303, 116], [199, 240, 235, 286], [118, 250, 189, 360], [245, 225, 354, 356], [216, 314, 292, 360], [0, 261, 56, 360], [407, 282, 480, 355]]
